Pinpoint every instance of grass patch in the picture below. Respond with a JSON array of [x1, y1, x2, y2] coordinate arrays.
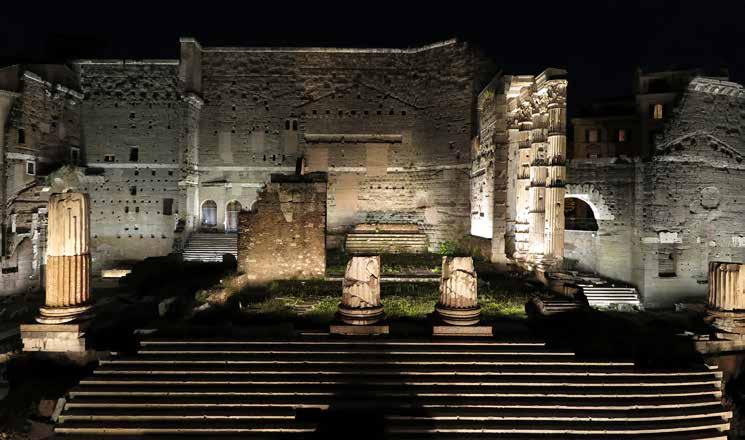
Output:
[[225, 273, 538, 326]]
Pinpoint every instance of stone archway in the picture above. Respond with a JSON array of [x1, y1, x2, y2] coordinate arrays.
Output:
[[564, 183, 614, 221], [201, 200, 217, 228], [564, 197, 598, 231], [225, 200, 242, 233]]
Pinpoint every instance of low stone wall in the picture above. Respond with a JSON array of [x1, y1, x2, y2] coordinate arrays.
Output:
[[237, 174, 327, 284]]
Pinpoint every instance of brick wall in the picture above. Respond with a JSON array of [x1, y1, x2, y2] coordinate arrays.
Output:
[[237, 175, 326, 283], [74, 61, 184, 272]]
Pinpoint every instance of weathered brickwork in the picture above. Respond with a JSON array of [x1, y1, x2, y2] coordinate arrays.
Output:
[[565, 160, 638, 282], [639, 78, 745, 306], [0, 67, 82, 294], [193, 40, 490, 250], [73, 61, 184, 271], [237, 176, 326, 283]]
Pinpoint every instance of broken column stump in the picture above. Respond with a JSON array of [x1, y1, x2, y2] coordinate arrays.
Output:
[[434, 256, 492, 336], [330, 255, 388, 335], [21, 192, 94, 352], [706, 262, 745, 337]]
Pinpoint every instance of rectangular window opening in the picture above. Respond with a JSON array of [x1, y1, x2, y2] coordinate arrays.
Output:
[[129, 147, 139, 162], [25, 160, 36, 176]]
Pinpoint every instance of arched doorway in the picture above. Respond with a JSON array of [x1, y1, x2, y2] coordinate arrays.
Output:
[[225, 201, 242, 233], [201, 200, 217, 228], [564, 197, 598, 231]]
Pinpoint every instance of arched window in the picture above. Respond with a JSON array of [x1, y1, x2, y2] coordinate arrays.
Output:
[[225, 201, 242, 233], [564, 197, 598, 231], [201, 200, 217, 227]]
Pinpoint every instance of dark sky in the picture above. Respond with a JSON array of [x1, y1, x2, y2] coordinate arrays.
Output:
[[1, 0, 743, 111]]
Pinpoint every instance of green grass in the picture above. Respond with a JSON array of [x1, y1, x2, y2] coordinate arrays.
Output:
[[227, 274, 537, 325]]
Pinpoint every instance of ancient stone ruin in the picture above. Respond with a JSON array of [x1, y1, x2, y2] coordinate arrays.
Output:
[[707, 262, 745, 335], [435, 256, 480, 325], [338, 255, 384, 325], [20, 192, 93, 352], [237, 173, 327, 284]]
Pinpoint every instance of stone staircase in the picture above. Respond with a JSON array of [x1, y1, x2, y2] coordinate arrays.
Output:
[[346, 224, 428, 254], [54, 337, 731, 438], [578, 285, 643, 310], [182, 233, 238, 263]]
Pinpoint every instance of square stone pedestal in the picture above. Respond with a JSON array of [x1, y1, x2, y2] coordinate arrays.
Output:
[[20, 322, 89, 352], [433, 325, 493, 337], [329, 324, 389, 336]]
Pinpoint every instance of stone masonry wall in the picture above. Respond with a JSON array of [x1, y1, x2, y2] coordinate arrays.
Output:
[[640, 78, 745, 307], [197, 41, 491, 250], [2, 70, 82, 294], [565, 159, 637, 283], [237, 177, 326, 283], [74, 61, 184, 272]]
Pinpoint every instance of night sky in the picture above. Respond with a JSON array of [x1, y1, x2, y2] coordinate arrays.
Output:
[[1, 0, 743, 115]]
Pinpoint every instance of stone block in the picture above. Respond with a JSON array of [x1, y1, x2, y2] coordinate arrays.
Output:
[[433, 325, 493, 337], [329, 324, 389, 336], [20, 322, 88, 352]]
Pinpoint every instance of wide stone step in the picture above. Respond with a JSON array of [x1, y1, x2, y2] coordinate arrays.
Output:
[[53, 417, 730, 436], [64, 393, 725, 410], [84, 372, 722, 387], [94, 364, 721, 379], [59, 405, 731, 423], [99, 359, 646, 372], [68, 383, 721, 399]]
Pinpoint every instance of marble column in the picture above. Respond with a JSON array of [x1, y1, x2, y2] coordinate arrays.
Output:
[[513, 95, 533, 264], [528, 95, 547, 262], [706, 262, 745, 334], [541, 78, 568, 269], [435, 256, 480, 325], [36, 192, 93, 324], [338, 256, 384, 325], [180, 93, 203, 236]]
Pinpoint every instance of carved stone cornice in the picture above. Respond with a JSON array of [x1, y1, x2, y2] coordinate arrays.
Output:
[[544, 80, 568, 107]]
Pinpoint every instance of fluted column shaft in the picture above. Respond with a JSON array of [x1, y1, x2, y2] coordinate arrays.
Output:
[[542, 80, 568, 262], [38, 192, 93, 323], [708, 262, 745, 310]]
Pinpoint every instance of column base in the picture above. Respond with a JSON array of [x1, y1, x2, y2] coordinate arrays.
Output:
[[337, 304, 385, 325], [20, 322, 90, 353], [36, 303, 93, 325], [705, 309, 745, 335], [435, 303, 481, 326]]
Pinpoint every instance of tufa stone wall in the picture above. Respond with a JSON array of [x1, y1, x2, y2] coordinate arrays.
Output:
[[73, 61, 184, 272], [237, 175, 326, 283], [1, 67, 82, 294], [195, 40, 494, 250], [639, 78, 745, 307]]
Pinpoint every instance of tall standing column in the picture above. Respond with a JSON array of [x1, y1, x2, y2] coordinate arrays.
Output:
[[180, 93, 203, 238], [36, 192, 93, 324], [528, 95, 548, 262], [542, 79, 568, 267], [513, 96, 533, 264]]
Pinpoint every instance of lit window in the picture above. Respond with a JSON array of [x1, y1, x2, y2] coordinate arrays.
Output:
[[104, 154, 115, 162], [587, 129, 599, 143], [618, 129, 627, 143], [653, 103, 663, 120], [25, 160, 36, 175]]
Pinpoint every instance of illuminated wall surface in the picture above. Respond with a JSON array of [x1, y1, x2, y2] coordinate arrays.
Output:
[[1, 38, 744, 308]]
